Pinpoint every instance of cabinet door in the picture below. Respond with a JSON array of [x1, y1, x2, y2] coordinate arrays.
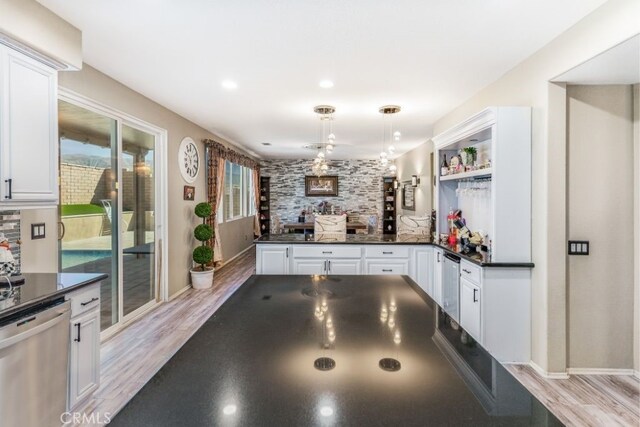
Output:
[[257, 245, 290, 274], [433, 249, 444, 306], [365, 260, 409, 275], [411, 247, 433, 297], [460, 277, 481, 342], [0, 46, 58, 204], [328, 259, 361, 275], [293, 259, 326, 275], [68, 309, 100, 410]]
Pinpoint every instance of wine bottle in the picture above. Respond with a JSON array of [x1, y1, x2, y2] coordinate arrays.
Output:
[[440, 154, 448, 176]]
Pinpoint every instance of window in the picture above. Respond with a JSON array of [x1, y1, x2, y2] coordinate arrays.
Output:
[[219, 160, 255, 222]]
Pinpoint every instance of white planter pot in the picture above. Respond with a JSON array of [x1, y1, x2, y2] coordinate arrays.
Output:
[[190, 267, 214, 289]]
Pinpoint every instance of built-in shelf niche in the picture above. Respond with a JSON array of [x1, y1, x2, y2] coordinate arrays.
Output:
[[433, 107, 531, 263]]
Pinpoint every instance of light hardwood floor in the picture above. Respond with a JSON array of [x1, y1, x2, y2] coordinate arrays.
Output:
[[507, 364, 639, 427], [76, 246, 639, 426]]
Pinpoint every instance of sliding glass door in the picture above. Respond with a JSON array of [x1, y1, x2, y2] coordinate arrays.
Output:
[[58, 98, 163, 333]]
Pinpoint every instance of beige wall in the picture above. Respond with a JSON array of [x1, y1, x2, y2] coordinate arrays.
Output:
[[566, 85, 635, 369], [394, 141, 433, 217], [20, 64, 256, 296], [634, 84, 639, 374], [0, 0, 81, 68], [430, 0, 640, 373]]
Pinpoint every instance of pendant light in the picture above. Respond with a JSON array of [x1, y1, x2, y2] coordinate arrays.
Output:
[[379, 105, 401, 173], [312, 105, 336, 176]]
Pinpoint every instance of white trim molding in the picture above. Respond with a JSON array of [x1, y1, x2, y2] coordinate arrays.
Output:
[[567, 368, 637, 376], [169, 285, 192, 301], [529, 361, 570, 379]]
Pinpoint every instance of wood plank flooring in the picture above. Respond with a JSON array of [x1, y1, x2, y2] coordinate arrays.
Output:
[[507, 365, 639, 426], [75, 246, 639, 426]]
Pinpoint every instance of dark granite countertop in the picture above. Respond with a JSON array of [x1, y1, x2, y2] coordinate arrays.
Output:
[[254, 234, 535, 268], [0, 273, 108, 320], [111, 275, 560, 426]]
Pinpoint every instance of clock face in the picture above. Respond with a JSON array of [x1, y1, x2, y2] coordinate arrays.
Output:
[[179, 137, 199, 183]]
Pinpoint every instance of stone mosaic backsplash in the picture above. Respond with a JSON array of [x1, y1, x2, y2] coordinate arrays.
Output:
[[0, 210, 21, 273], [261, 159, 393, 232]]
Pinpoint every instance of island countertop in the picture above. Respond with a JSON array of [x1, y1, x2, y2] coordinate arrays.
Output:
[[254, 233, 534, 268], [0, 272, 108, 321]]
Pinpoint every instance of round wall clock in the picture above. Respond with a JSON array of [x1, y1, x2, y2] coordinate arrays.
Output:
[[178, 137, 200, 183]]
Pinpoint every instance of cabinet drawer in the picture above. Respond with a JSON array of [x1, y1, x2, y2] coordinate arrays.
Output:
[[68, 284, 101, 317], [460, 260, 481, 284], [366, 260, 409, 275], [292, 245, 361, 259], [364, 246, 410, 258]]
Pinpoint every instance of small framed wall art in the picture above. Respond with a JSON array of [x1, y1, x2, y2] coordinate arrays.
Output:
[[305, 176, 338, 197], [183, 185, 195, 201]]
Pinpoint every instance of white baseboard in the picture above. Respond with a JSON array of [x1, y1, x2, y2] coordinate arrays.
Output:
[[168, 284, 191, 301], [218, 244, 255, 268], [529, 361, 570, 379], [567, 368, 637, 376], [634, 370, 640, 380]]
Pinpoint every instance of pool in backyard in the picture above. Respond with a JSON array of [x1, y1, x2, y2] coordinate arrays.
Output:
[[61, 249, 113, 269]]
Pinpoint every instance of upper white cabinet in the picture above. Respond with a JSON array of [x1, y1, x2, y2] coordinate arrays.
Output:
[[0, 44, 59, 209], [433, 107, 531, 263]]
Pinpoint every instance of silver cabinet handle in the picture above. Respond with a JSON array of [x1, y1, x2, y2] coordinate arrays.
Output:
[[80, 297, 99, 306], [382, 269, 392, 272], [383, 251, 393, 255], [328, 260, 331, 273], [462, 269, 471, 274], [324, 260, 327, 272], [473, 289, 478, 303], [4, 178, 12, 199], [286, 248, 289, 258], [322, 251, 333, 254], [437, 252, 440, 262]]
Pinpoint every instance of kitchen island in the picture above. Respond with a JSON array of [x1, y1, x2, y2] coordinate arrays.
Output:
[[255, 233, 533, 363], [109, 274, 561, 426]]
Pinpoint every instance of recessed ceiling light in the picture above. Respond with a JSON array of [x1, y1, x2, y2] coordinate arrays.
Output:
[[221, 80, 238, 90], [319, 80, 334, 89], [223, 404, 237, 415], [320, 406, 334, 417]]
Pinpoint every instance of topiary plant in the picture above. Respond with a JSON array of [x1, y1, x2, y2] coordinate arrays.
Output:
[[193, 202, 214, 271]]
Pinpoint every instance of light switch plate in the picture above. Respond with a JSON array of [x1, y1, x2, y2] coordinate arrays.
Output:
[[568, 240, 589, 255], [31, 223, 46, 240]]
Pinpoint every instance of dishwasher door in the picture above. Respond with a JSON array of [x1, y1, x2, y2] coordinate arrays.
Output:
[[442, 253, 461, 322], [0, 299, 71, 427]]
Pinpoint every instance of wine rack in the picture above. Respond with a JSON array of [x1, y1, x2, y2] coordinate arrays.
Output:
[[259, 176, 270, 235], [382, 176, 397, 234]]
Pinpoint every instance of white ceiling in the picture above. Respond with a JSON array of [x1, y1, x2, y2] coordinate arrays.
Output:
[[39, 0, 608, 160], [553, 34, 640, 84]]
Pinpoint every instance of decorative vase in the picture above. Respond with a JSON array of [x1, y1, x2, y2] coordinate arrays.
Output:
[[190, 267, 214, 289]]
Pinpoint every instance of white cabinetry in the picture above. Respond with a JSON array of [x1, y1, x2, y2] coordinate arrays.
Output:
[[410, 247, 433, 296], [290, 245, 362, 275], [432, 248, 444, 306], [256, 245, 290, 274], [67, 283, 101, 410], [433, 107, 531, 263], [0, 44, 58, 208], [365, 260, 409, 275], [460, 276, 481, 341]]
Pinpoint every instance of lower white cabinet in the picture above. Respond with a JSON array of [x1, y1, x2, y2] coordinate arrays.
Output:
[[432, 248, 444, 306], [67, 283, 101, 410], [459, 277, 481, 341], [257, 245, 290, 274], [365, 260, 409, 275], [411, 247, 433, 296], [328, 259, 361, 275]]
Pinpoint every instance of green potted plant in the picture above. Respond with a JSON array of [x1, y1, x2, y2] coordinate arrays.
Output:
[[190, 202, 214, 289], [461, 146, 477, 166]]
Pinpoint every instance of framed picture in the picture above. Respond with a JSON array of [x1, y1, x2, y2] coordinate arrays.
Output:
[[183, 185, 195, 201], [401, 182, 415, 211], [305, 175, 339, 197]]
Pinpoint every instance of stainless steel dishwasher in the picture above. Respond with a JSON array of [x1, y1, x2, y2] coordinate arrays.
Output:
[[0, 298, 71, 427], [442, 253, 461, 322]]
